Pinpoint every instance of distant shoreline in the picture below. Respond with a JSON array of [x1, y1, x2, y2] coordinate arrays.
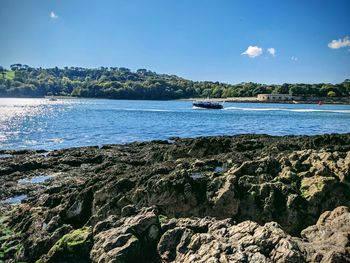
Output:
[[1, 96, 350, 105], [181, 97, 350, 105]]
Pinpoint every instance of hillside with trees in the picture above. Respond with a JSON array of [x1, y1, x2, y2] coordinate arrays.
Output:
[[0, 64, 349, 99]]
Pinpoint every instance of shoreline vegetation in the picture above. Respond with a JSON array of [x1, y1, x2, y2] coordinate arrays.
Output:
[[181, 97, 350, 104], [0, 133, 350, 262], [0, 65, 349, 103]]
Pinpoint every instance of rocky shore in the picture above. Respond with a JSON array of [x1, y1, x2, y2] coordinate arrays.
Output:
[[0, 134, 350, 262]]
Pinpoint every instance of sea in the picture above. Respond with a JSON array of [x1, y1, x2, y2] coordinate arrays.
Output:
[[1, 98, 350, 150]]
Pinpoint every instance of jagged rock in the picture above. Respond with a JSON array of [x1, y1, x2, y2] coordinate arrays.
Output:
[[37, 226, 92, 262], [64, 188, 94, 228], [158, 217, 304, 263], [0, 216, 22, 262], [0, 134, 349, 262], [210, 174, 240, 218], [90, 207, 160, 263], [300, 176, 336, 201], [296, 206, 350, 262], [121, 204, 136, 217]]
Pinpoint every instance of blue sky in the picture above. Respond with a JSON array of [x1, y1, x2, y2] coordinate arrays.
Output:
[[0, 0, 349, 84]]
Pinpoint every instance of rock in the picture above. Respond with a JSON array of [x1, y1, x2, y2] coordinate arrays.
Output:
[[121, 204, 136, 217], [37, 226, 92, 262], [90, 207, 161, 263], [0, 216, 22, 262], [64, 188, 94, 228], [158, 217, 304, 263], [300, 176, 336, 201], [0, 134, 350, 261], [299, 206, 350, 262], [158, 227, 193, 261], [210, 174, 240, 218]]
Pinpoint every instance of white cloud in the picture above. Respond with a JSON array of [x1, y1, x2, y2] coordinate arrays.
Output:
[[50, 11, 58, 19], [267, 48, 276, 56], [291, 56, 298, 61], [241, 46, 263, 58], [328, 37, 350, 49]]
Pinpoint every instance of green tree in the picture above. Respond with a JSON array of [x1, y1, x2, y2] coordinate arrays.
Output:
[[327, 91, 336, 97]]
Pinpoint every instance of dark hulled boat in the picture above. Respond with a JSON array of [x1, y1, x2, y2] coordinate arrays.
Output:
[[192, 100, 224, 109]]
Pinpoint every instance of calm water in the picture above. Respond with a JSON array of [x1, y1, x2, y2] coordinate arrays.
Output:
[[2, 194, 27, 204], [1, 98, 350, 150], [18, 175, 52, 184]]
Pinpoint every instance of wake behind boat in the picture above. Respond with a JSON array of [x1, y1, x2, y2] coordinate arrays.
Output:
[[192, 99, 224, 109], [45, 96, 58, 101]]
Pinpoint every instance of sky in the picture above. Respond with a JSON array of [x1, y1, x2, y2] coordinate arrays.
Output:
[[0, 0, 349, 84]]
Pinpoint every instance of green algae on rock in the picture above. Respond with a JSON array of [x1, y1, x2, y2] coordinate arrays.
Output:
[[0, 216, 23, 262], [300, 176, 336, 201], [37, 227, 92, 262]]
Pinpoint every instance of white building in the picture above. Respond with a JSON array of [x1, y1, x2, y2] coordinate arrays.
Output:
[[257, 94, 300, 101]]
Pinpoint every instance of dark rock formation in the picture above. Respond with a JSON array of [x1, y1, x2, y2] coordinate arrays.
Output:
[[0, 133, 349, 262]]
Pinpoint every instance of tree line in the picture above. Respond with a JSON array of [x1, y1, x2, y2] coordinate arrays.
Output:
[[0, 65, 349, 99]]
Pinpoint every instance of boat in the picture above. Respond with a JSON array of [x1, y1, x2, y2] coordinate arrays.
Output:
[[45, 96, 58, 101], [192, 99, 224, 109]]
